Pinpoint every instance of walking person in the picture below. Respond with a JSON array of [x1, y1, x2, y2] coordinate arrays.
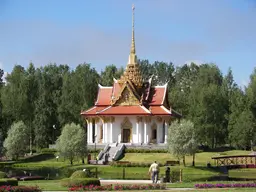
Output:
[[148, 161, 160, 183]]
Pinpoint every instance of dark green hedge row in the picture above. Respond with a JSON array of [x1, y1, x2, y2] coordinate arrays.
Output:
[[0, 178, 18, 186], [110, 162, 164, 167], [0, 171, 7, 178], [124, 148, 168, 153], [60, 178, 100, 187]]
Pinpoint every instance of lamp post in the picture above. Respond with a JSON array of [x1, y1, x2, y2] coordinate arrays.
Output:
[[94, 135, 97, 160]]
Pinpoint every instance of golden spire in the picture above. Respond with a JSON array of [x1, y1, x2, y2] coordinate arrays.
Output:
[[118, 4, 143, 88], [128, 4, 137, 64]]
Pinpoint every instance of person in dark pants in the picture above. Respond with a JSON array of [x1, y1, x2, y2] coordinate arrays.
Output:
[[148, 161, 160, 183]]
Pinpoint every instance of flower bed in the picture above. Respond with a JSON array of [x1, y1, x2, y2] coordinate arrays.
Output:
[[0, 186, 41, 192], [195, 183, 256, 189], [69, 184, 166, 191]]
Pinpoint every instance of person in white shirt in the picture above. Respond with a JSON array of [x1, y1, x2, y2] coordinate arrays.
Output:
[[148, 161, 160, 183]]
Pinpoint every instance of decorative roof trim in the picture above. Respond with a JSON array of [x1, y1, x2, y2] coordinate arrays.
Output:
[[140, 105, 151, 114], [162, 83, 168, 105], [96, 106, 112, 114], [80, 106, 96, 115], [161, 105, 171, 114]]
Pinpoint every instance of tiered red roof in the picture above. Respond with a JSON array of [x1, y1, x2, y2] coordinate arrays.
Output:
[[81, 82, 180, 117]]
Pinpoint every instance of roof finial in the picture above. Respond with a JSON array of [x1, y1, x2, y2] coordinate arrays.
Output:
[[131, 4, 135, 54], [127, 4, 137, 65]]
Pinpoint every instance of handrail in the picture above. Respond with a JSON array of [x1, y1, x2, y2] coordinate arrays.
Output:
[[97, 144, 110, 160], [113, 144, 125, 161]]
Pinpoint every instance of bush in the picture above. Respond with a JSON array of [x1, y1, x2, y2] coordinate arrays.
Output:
[[124, 148, 168, 153], [70, 170, 89, 179], [60, 178, 100, 187], [0, 186, 41, 192], [0, 178, 18, 186], [40, 148, 57, 154], [110, 162, 164, 167], [0, 171, 7, 178]]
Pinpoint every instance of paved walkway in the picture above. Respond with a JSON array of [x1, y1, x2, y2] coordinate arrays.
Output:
[[100, 179, 153, 184]]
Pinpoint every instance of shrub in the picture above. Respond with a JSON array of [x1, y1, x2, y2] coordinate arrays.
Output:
[[124, 148, 168, 153], [0, 171, 7, 178], [60, 178, 100, 187], [110, 162, 163, 167], [70, 170, 89, 179], [0, 178, 18, 186], [0, 186, 41, 192], [40, 148, 57, 154], [69, 184, 166, 191]]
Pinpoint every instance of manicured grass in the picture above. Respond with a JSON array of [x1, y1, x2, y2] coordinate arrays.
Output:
[[229, 169, 256, 179], [19, 180, 67, 191], [122, 150, 250, 166]]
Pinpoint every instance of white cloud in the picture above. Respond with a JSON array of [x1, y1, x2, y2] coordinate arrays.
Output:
[[3, 72, 7, 84]]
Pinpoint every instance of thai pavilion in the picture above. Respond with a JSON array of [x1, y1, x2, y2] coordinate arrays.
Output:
[[81, 5, 181, 146]]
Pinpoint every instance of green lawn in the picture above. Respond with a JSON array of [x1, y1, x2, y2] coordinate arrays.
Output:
[[122, 150, 250, 166]]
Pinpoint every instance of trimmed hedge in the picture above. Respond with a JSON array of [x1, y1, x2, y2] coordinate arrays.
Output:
[[40, 148, 57, 154], [70, 170, 89, 179], [60, 178, 100, 187], [124, 148, 168, 153], [0, 171, 7, 178], [110, 162, 164, 167], [0, 178, 18, 186]]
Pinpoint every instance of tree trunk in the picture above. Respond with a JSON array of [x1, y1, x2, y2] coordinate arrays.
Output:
[[70, 159, 73, 165], [82, 158, 84, 164], [192, 153, 195, 166], [183, 156, 186, 166]]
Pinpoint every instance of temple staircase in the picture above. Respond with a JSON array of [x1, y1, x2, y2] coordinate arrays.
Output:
[[95, 143, 125, 165]]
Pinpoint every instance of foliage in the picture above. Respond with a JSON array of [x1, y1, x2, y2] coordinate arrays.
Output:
[[110, 161, 164, 167], [3, 121, 30, 160], [0, 171, 7, 178], [56, 123, 87, 165], [69, 184, 166, 191], [40, 148, 57, 154], [167, 119, 198, 166], [1, 61, 256, 150], [0, 178, 18, 186], [60, 178, 100, 187], [70, 170, 89, 179], [124, 148, 168, 153], [195, 183, 256, 188], [0, 185, 41, 192]]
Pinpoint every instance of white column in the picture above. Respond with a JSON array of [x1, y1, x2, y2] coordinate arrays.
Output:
[[136, 122, 139, 143], [110, 122, 113, 143], [164, 121, 168, 144], [105, 123, 108, 143], [140, 121, 143, 143], [90, 122, 93, 143], [102, 123, 105, 143], [87, 122, 90, 144], [144, 122, 148, 144], [95, 123, 98, 143]]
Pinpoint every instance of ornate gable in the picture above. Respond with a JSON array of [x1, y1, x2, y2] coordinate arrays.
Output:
[[111, 81, 141, 106]]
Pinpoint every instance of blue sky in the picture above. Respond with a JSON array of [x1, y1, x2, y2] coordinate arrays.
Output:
[[0, 0, 256, 86]]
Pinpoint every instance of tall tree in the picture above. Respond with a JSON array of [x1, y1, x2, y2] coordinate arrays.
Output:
[[58, 63, 100, 127], [3, 121, 30, 160], [100, 65, 123, 86], [56, 123, 87, 165], [167, 119, 197, 166]]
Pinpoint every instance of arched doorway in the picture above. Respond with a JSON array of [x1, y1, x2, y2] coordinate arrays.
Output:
[[121, 117, 132, 143], [151, 123, 157, 143]]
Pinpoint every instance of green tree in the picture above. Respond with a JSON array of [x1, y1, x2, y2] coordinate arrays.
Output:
[[100, 64, 123, 86], [56, 123, 87, 165], [3, 121, 29, 160], [58, 63, 99, 127], [167, 119, 197, 166]]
